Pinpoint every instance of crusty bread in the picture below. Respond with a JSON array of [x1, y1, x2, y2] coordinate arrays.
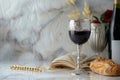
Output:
[[90, 57, 120, 76]]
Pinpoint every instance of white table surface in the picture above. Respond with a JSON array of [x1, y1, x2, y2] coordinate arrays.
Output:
[[0, 61, 120, 80]]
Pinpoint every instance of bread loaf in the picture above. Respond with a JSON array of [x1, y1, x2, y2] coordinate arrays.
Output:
[[90, 57, 120, 76]]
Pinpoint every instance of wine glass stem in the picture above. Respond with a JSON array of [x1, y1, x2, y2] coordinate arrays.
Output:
[[76, 44, 82, 71]]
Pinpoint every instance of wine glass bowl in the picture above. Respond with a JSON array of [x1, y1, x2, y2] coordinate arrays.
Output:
[[69, 30, 90, 45], [69, 19, 91, 75]]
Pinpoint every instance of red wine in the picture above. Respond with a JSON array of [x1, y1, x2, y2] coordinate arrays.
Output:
[[109, 0, 120, 63], [69, 31, 90, 45]]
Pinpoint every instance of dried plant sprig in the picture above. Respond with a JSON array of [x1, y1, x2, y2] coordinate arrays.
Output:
[[66, 0, 81, 19], [67, 9, 80, 19], [10, 65, 42, 72], [66, 0, 76, 5], [82, 0, 92, 19]]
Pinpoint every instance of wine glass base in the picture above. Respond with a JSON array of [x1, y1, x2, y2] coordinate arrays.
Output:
[[71, 71, 81, 75], [71, 69, 89, 75]]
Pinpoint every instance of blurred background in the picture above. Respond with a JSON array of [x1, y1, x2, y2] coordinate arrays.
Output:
[[0, 0, 113, 63]]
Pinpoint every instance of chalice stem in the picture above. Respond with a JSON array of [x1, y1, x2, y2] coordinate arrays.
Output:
[[95, 52, 101, 57]]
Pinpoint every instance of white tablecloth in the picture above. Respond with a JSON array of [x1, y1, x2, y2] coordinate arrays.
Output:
[[0, 61, 120, 80]]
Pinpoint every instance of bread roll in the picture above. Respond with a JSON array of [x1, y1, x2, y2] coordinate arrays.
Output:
[[90, 57, 120, 76]]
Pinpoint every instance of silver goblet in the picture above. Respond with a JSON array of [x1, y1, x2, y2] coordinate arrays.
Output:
[[89, 23, 107, 56]]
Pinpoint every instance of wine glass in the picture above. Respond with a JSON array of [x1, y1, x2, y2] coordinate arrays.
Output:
[[69, 19, 91, 75]]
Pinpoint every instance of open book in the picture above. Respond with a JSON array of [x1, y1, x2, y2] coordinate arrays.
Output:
[[49, 54, 97, 70]]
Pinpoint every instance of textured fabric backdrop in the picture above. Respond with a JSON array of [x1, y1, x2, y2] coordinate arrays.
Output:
[[0, 0, 113, 63]]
